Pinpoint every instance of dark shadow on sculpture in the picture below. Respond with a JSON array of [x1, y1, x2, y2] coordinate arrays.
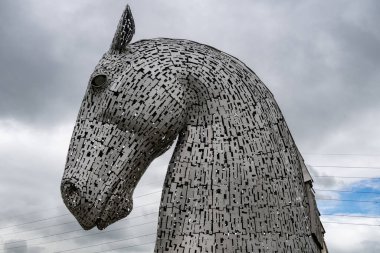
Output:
[[61, 5, 328, 252]]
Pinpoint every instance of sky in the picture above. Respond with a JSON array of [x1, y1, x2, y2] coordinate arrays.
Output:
[[0, 0, 379, 252]]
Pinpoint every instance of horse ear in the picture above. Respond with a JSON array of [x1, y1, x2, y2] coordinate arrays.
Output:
[[110, 4, 135, 53]]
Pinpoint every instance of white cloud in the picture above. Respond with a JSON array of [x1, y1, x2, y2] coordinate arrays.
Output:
[[0, 119, 72, 214], [323, 216, 380, 253]]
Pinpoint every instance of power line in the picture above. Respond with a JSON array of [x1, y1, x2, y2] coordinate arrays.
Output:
[[5, 166, 377, 224], [6, 217, 378, 253], [3, 187, 380, 233], [0, 213, 70, 230], [315, 189, 380, 194], [2, 178, 379, 240], [54, 232, 156, 253], [2, 173, 378, 229], [0, 201, 159, 237], [96, 241, 155, 253], [1, 220, 76, 237], [314, 175, 380, 180], [316, 198, 380, 204], [304, 153, 380, 157], [0, 206, 65, 223], [1, 211, 159, 247], [93, 241, 155, 253], [1, 219, 157, 252], [312, 165, 380, 170], [0, 190, 162, 231], [133, 190, 162, 198], [321, 214, 380, 219], [0, 182, 163, 223], [2, 208, 378, 251], [9, 211, 377, 252], [9, 219, 378, 253], [322, 221, 380, 226]]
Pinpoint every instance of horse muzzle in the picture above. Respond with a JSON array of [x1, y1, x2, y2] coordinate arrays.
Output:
[[61, 177, 133, 230]]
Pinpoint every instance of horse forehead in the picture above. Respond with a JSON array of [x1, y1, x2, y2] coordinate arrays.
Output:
[[95, 54, 130, 71]]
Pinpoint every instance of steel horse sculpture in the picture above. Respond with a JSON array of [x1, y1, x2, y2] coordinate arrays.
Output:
[[61, 5, 327, 253]]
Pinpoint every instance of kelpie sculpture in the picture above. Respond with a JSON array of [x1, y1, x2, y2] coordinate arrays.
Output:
[[61, 5, 326, 252]]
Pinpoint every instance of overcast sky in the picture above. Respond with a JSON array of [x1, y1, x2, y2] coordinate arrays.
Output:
[[0, 0, 379, 252]]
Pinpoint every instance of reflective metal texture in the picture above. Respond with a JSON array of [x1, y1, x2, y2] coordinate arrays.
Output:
[[61, 5, 326, 252]]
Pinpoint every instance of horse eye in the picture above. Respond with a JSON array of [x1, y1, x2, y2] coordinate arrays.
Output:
[[91, 75, 107, 88]]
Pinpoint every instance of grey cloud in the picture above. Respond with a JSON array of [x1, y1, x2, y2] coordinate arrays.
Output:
[[0, 216, 147, 252], [360, 240, 380, 253], [0, 0, 65, 124], [0, 0, 122, 126], [3, 240, 45, 253], [1, 1, 379, 252], [1, 0, 380, 152], [3, 240, 27, 253], [307, 165, 343, 188], [258, 0, 380, 149]]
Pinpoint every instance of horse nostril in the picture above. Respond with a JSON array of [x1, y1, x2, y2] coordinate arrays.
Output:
[[61, 181, 81, 209]]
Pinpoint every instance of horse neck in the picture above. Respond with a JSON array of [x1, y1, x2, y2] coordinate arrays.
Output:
[[153, 43, 318, 252]]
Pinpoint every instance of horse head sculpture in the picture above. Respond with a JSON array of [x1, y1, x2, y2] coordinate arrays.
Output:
[[61, 5, 326, 252]]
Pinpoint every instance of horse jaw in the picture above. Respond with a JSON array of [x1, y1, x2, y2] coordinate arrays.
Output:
[[60, 125, 136, 230], [61, 115, 167, 229]]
